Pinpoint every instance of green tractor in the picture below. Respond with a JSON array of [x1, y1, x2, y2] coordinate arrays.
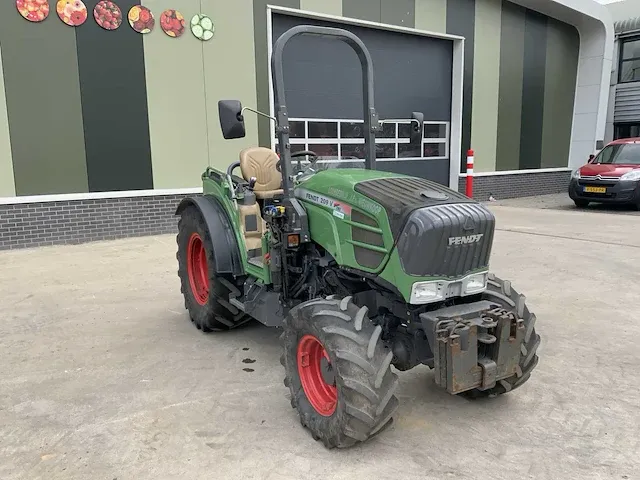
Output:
[[175, 25, 540, 449]]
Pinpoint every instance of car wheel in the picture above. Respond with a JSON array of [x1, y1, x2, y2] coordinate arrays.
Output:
[[574, 200, 589, 209]]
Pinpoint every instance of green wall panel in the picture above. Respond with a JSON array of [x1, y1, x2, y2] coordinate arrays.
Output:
[[381, 0, 415, 28], [495, 0, 525, 171], [0, 45, 15, 197], [414, 0, 446, 32], [254, 0, 300, 147], [519, 9, 548, 170], [0, 1, 88, 195], [470, 0, 501, 172], [300, 0, 341, 15], [204, 0, 260, 172], [141, 0, 209, 188], [541, 18, 579, 168], [342, 0, 381, 23]]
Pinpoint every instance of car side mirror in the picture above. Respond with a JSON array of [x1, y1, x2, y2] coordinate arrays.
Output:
[[410, 111, 424, 145], [218, 100, 246, 139], [588, 154, 595, 162]]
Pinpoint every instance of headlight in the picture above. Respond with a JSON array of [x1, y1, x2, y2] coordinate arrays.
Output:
[[410, 281, 443, 304], [464, 272, 488, 294], [620, 170, 640, 181], [409, 272, 488, 304], [571, 169, 581, 179]]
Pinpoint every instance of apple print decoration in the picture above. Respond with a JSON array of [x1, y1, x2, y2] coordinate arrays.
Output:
[[160, 9, 185, 38], [16, 0, 50, 22], [56, 0, 88, 27], [191, 14, 214, 41], [94, 0, 122, 30], [128, 5, 154, 34]]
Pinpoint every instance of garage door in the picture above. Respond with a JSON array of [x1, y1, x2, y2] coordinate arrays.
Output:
[[271, 13, 453, 186]]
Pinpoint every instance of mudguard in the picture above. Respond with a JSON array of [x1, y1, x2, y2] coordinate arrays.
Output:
[[175, 195, 244, 276]]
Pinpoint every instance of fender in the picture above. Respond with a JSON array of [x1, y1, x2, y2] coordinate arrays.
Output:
[[175, 195, 244, 276]]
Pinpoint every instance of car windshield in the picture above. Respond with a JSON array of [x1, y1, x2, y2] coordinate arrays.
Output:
[[593, 143, 640, 165]]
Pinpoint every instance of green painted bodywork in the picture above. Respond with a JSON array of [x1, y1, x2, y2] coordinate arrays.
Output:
[[201, 166, 483, 303]]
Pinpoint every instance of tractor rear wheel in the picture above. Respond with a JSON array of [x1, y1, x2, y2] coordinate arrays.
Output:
[[176, 206, 250, 332], [461, 274, 540, 399], [281, 296, 399, 449]]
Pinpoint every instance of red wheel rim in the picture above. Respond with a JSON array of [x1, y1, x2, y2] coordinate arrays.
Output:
[[186, 233, 209, 305], [297, 335, 337, 416]]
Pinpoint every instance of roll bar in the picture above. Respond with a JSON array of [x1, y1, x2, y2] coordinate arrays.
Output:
[[271, 25, 381, 195]]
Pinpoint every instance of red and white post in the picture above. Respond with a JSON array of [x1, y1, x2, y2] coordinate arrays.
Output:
[[465, 149, 474, 198]]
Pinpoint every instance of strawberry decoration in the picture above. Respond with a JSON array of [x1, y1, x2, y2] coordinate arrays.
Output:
[[16, 0, 50, 22], [56, 0, 88, 27], [93, 0, 122, 30], [128, 5, 154, 34], [160, 9, 185, 38]]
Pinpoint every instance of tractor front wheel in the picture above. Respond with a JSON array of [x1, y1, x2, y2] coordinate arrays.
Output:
[[281, 296, 399, 449], [176, 206, 250, 332]]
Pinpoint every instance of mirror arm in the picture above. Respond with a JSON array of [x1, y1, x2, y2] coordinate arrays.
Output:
[[240, 107, 277, 124]]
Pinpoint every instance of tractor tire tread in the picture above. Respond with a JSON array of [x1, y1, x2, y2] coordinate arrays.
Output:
[[176, 205, 251, 332], [281, 295, 399, 449]]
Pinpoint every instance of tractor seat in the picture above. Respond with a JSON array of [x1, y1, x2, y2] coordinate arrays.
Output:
[[239, 147, 284, 199]]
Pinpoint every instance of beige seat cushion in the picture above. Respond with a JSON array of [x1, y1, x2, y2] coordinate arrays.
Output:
[[239, 147, 284, 199]]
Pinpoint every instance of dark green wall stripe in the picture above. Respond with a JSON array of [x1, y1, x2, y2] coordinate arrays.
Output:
[[541, 18, 579, 168], [254, 0, 300, 147], [496, 0, 525, 171], [446, 0, 474, 172], [0, 2, 88, 196], [381, 0, 415, 28], [342, 0, 381, 23], [76, 1, 152, 192], [519, 9, 548, 170]]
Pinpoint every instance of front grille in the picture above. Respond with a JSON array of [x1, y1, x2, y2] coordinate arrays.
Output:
[[579, 175, 620, 182], [395, 203, 495, 278], [351, 210, 385, 269]]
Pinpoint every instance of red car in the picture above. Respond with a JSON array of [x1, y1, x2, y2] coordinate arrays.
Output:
[[568, 137, 640, 209]]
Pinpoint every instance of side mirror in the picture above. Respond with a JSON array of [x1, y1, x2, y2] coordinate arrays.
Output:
[[410, 111, 424, 145], [218, 100, 246, 140], [588, 154, 595, 162]]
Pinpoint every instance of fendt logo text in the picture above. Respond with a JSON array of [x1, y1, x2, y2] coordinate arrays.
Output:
[[448, 234, 484, 246]]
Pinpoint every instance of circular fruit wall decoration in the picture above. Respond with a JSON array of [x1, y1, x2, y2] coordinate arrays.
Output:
[[128, 5, 154, 34], [191, 14, 214, 41], [160, 9, 185, 38], [56, 0, 88, 27], [93, 0, 122, 30], [16, 0, 50, 22]]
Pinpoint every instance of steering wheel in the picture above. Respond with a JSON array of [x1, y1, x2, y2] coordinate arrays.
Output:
[[276, 150, 318, 174]]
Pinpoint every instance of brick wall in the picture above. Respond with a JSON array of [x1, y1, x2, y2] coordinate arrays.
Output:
[[1, 170, 571, 250], [0, 194, 191, 251], [458, 170, 571, 201]]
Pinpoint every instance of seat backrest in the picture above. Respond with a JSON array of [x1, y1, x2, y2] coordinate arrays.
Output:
[[239, 147, 282, 193]]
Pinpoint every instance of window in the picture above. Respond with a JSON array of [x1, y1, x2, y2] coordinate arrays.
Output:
[[619, 37, 640, 83], [614, 123, 640, 140], [272, 119, 449, 163]]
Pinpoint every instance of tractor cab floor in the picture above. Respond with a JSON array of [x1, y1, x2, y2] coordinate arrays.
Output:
[[0, 204, 638, 480]]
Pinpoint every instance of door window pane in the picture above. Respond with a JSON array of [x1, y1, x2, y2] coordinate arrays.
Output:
[[423, 124, 447, 139], [308, 143, 338, 159], [375, 142, 396, 158], [423, 143, 447, 158], [308, 121, 337, 138], [341, 144, 366, 159]]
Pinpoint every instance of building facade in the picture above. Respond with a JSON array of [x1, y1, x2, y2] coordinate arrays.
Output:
[[604, 0, 640, 143], [0, 0, 613, 250]]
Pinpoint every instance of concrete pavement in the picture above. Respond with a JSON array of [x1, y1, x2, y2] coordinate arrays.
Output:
[[1, 203, 639, 480]]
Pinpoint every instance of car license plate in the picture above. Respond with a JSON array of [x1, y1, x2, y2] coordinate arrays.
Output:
[[584, 186, 606, 193]]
